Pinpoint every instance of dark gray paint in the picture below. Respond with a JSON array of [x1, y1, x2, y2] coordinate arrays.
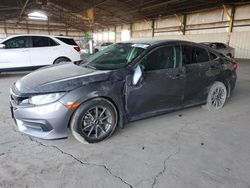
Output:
[[10, 40, 237, 135]]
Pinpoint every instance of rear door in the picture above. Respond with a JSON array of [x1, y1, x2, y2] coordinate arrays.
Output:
[[182, 44, 219, 105], [0, 36, 30, 69], [29, 36, 60, 66], [126, 44, 185, 120]]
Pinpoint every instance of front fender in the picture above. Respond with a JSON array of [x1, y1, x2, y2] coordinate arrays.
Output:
[[59, 80, 126, 128]]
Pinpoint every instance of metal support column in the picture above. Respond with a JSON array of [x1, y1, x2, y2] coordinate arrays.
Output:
[[175, 14, 186, 35], [3, 20, 7, 37], [223, 5, 235, 33], [152, 20, 155, 38]]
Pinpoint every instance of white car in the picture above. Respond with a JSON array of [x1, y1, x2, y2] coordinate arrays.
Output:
[[94, 42, 113, 53], [0, 34, 81, 72]]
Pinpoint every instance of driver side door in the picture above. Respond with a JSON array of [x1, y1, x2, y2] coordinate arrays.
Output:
[[126, 44, 185, 121]]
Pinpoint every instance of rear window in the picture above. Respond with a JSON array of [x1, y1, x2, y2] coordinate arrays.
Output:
[[195, 47, 209, 63], [216, 43, 227, 49], [209, 52, 218, 60], [56, 37, 77, 46], [182, 45, 209, 64], [32, 36, 58, 47]]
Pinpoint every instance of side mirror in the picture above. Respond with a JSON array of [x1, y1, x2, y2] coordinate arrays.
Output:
[[132, 65, 143, 86], [0, 44, 5, 49]]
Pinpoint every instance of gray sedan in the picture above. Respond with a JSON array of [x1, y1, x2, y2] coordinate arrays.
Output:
[[10, 40, 237, 143]]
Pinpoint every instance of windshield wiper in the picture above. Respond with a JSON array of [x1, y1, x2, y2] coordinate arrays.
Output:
[[83, 64, 97, 70]]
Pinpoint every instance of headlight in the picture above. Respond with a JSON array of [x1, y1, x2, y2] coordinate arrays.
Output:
[[28, 93, 65, 105], [15, 80, 21, 91]]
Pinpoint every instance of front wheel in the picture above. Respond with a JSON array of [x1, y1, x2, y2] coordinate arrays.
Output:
[[70, 98, 118, 143], [206, 81, 227, 111]]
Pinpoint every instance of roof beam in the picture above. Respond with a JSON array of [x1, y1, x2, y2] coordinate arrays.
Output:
[[16, 0, 29, 25]]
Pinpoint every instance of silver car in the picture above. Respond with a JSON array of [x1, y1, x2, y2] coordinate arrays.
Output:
[[201, 42, 235, 58]]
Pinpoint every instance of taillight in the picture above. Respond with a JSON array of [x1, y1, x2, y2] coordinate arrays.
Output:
[[232, 62, 238, 71], [74, 47, 80, 52]]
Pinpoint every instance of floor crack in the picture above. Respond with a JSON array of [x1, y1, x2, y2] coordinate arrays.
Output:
[[151, 145, 181, 188], [28, 137, 133, 188], [151, 123, 185, 188]]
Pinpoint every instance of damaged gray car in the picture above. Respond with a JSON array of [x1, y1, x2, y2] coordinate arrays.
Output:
[[10, 40, 237, 143]]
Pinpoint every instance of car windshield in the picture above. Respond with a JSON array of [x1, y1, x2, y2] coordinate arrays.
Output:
[[83, 43, 149, 70]]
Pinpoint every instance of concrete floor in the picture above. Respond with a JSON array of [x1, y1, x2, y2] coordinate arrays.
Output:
[[0, 60, 250, 188]]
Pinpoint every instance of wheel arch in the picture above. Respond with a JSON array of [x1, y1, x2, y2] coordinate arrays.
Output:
[[53, 56, 71, 64], [67, 96, 125, 129], [215, 75, 231, 98]]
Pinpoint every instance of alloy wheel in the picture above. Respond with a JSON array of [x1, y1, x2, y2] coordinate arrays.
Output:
[[207, 81, 227, 110], [80, 106, 113, 139], [210, 87, 226, 108]]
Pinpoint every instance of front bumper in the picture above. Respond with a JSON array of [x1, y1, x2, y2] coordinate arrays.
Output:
[[10, 98, 72, 139]]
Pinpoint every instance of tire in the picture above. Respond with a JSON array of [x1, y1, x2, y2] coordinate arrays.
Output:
[[70, 98, 118, 143], [54, 57, 70, 64], [206, 81, 227, 111], [94, 49, 99, 53]]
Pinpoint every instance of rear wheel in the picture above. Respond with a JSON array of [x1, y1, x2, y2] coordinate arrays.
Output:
[[206, 81, 227, 111], [70, 98, 118, 143], [54, 57, 70, 64]]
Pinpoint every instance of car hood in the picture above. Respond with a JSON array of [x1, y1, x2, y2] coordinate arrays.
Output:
[[16, 63, 111, 94]]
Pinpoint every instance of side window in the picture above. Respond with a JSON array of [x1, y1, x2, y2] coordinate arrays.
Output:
[[49, 38, 58, 46], [182, 45, 209, 64], [56, 37, 77, 46], [32, 36, 58, 47], [182, 45, 196, 65], [3, 36, 28, 49], [209, 52, 218, 60], [142, 45, 180, 71], [195, 47, 209, 63]]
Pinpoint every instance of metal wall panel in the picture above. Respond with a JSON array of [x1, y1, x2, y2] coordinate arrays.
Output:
[[152, 32, 250, 59], [231, 32, 250, 58], [130, 5, 250, 59]]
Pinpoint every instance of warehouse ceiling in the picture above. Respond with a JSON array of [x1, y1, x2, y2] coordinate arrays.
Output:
[[1, 0, 250, 31]]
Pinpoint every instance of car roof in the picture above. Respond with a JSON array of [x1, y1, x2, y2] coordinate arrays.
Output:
[[2, 34, 73, 40], [120, 39, 199, 46], [201, 42, 226, 45]]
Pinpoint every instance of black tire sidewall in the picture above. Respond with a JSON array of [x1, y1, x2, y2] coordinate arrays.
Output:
[[71, 98, 118, 143], [54, 57, 70, 64]]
